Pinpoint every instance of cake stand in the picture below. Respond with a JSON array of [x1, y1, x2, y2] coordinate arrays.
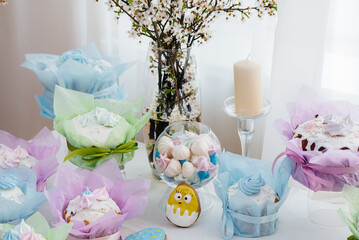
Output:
[[223, 96, 271, 157]]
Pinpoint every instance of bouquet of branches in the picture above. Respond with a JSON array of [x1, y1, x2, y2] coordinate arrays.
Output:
[[97, 0, 277, 121]]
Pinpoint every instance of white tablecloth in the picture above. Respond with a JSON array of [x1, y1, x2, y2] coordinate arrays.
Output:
[[39, 137, 352, 240]]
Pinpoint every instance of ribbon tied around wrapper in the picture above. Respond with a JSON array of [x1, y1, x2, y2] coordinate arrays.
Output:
[[221, 203, 279, 239], [64, 140, 138, 162], [273, 146, 359, 191], [215, 173, 279, 239]]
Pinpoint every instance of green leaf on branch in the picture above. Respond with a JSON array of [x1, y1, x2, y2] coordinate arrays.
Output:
[[243, 12, 250, 19], [164, 89, 176, 95]]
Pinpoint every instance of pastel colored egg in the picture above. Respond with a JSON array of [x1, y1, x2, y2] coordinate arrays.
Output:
[[166, 183, 201, 227], [172, 145, 190, 160], [125, 228, 166, 240]]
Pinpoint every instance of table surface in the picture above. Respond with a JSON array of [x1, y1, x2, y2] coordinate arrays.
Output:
[[40, 136, 352, 240]]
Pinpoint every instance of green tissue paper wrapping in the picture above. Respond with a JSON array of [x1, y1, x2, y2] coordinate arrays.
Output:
[[0, 212, 73, 240], [53, 85, 150, 170]]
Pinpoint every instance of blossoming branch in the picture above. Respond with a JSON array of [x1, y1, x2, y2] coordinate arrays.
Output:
[[97, 0, 277, 49]]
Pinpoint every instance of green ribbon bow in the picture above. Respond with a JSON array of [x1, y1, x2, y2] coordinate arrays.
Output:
[[64, 140, 139, 162]]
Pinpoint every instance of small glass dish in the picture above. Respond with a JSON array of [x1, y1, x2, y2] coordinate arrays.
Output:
[[153, 121, 221, 189]]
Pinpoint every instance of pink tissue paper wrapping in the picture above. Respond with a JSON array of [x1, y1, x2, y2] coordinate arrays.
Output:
[[0, 127, 61, 191], [274, 86, 359, 192], [44, 160, 151, 239]]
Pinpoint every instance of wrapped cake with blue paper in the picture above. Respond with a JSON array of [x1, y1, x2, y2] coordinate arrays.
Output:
[[214, 152, 292, 239], [21, 42, 133, 119], [0, 167, 46, 224]]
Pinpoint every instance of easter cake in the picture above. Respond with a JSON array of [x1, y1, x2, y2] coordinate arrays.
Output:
[[293, 114, 359, 152], [64, 187, 120, 225]]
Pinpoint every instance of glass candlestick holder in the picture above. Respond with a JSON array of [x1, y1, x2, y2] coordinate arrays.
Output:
[[223, 96, 271, 157]]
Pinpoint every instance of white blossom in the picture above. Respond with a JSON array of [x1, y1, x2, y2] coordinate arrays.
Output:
[[98, 0, 277, 49]]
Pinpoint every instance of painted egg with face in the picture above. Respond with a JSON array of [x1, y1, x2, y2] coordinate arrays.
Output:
[[165, 183, 201, 227]]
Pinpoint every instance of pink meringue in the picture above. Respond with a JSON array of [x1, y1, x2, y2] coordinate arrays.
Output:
[[156, 153, 171, 172], [14, 145, 29, 159], [93, 187, 109, 201], [197, 157, 216, 176], [190, 155, 207, 167], [19, 229, 45, 240], [0, 146, 19, 168], [80, 194, 96, 208]]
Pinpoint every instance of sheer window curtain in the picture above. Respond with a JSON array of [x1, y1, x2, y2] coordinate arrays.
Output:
[[262, 0, 332, 161], [0, 0, 276, 157], [262, 0, 359, 162]]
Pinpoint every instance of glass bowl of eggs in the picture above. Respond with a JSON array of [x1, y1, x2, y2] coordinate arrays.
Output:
[[153, 121, 221, 189]]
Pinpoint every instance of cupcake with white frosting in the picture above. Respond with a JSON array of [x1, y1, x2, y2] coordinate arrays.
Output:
[[71, 107, 125, 147], [228, 175, 279, 207], [44, 160, 150, 239], [64, 187, 121, 225]]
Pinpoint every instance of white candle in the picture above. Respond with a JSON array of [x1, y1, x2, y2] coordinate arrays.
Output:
[[233, 59, 262, 116]]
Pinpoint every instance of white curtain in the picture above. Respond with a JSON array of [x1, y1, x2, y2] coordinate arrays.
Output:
[[320, 0, 359, 102], [262, 0, 359, 161], [0, 0, 276, 157]]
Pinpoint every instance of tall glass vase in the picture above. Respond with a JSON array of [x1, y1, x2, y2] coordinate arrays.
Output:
[[143, 44, 201, 180]]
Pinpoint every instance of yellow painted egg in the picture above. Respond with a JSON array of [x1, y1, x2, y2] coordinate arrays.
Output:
[[165, 183, 201, 227]]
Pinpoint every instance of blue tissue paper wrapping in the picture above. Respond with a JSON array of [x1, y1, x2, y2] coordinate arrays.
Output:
[[214, 152, 293, 239], [0, 166, 46, 223], [22, 42, 134, 119]]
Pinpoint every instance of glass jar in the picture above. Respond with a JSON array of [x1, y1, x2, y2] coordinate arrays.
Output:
[[153, 121, 220, 188], [143, 44, 201, 180]]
